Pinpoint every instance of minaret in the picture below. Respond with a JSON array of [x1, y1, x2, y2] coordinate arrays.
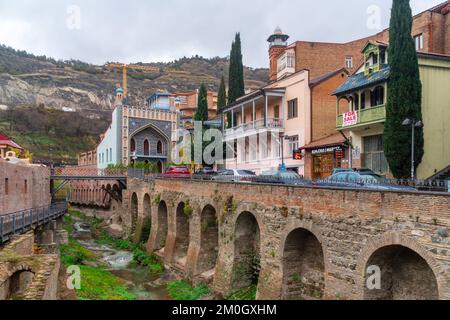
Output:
[[115, 84, 124, 105], [267, 26, 290, 82]]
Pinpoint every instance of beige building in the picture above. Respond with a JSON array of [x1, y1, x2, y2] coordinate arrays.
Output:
[[334, 41, 450, 179]]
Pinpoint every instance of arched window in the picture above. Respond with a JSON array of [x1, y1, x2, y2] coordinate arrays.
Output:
[[144, 139, 150, 156], [157, 141, 163, 154], [371, 86, 385, 107], [110, 148, 113, 162], [131, 139, 136, 153]]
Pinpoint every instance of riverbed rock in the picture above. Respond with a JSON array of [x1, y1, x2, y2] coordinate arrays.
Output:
[[107, 224, 124, 239]]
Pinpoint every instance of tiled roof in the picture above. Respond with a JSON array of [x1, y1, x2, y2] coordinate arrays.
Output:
[[0, 132, 23, 150], [333, 65, 390, 95]]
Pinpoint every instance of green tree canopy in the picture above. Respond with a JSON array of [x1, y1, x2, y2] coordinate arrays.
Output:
[[217, 75, 227, 110], [228, 33, 245, 104], [384, 0, 424, 179], [194, 83, 209, 122]]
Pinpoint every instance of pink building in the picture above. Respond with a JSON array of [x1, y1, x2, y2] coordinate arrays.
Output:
[[222, 70, 311, 175]]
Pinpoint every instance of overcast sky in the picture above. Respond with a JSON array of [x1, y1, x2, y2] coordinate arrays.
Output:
[[0, 0, 445, 68]]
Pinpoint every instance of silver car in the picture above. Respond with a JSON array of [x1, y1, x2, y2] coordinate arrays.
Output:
[[211, 169, 256, 182]]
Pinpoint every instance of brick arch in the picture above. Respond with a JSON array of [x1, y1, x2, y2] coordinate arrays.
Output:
[[0, 265, 34, 283], [229, 203, 266, 235], [356, 232, 445, 300], [279, 220, 328, 300], [230, 209, 262, 294]]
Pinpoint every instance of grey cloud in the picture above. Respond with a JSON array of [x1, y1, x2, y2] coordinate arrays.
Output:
[[0, 0, 444, 68]]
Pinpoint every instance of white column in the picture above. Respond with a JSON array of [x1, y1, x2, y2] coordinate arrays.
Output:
[[241, 104, 245, 126], [282, 96, 286, 127], [265, 95, 268, 127], [253, 100, 256, 129], [231, 110, 234, 128]]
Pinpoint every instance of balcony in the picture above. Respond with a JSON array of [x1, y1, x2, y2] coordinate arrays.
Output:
[[224, 118, 284, 141], [337, 104, 386, 130]]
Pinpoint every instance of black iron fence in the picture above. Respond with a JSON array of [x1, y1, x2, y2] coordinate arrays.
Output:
[[0, 202, 68, 244], [127, 168, 450, 193]]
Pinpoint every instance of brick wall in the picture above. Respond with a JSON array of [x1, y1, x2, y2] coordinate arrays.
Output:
[[125, 178, 450, 300], [0, 160, 51, 215], [311, 71, 349, 141], [446, 13, 450, 54]]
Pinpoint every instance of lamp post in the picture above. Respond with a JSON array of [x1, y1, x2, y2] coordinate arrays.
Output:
[[280, 134, 291, 172], [402, 118, 423, 180]]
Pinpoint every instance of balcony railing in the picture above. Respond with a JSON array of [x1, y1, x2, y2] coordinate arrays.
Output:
[[337, 104, 386, 129], [225, 118, 284, 138]]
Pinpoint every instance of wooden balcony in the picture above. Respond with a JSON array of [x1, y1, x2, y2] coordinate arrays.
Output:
[[337, 104, 386, 130]]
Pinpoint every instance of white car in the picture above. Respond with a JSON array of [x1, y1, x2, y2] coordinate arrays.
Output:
[[212, 169, 256, 182]]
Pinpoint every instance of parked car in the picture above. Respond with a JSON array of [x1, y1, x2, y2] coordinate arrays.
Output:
[[317, 171, 417, 191], [163, 166, 191, 177], [255, 170, 312, 186], [193, 167, 218, 180], [331, 168, 376, 176], [212, 169, 256, 182]]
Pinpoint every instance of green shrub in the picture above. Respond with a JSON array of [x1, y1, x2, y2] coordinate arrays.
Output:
[[167, 281, 210, 300]]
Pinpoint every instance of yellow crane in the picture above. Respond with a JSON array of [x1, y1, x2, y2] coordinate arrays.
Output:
[[105, 63, 160, 97]]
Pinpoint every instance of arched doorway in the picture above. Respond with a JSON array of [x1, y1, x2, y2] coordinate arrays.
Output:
[[155, 201, 169, 250], [282, 228, 325, 300], [197, 205, 218, 275], [174, 202, 190, 263], [130, 193, 138, 235], [0, 270, 35, 300], [363, 245, 438, 300], [232, 212, 260, 293]]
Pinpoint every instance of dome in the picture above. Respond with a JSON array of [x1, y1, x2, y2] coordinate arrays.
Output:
[[274, 26, 283, 35]]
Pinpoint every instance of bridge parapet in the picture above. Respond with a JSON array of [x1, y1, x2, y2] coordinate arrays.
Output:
[[122, 178, 450, 300]]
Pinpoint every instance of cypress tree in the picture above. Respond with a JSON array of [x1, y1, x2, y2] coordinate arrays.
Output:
[[228, 33, 245, 104], [384, 0, 423, 179], [217, 76, 227, 110], [194, 83, 209, 122]]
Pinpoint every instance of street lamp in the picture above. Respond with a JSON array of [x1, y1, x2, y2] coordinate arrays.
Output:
[[402, 118, 424, 180]]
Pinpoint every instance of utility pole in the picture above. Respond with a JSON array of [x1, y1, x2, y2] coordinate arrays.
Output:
[[402, 118, 423, 180]]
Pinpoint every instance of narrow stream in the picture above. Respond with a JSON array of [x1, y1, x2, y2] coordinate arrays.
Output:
[[72, 222, 171, 300]]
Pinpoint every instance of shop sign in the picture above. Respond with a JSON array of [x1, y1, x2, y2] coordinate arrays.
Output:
[[343, 111, 358, 127], [293, 150, 303, 160], [311, 146, 342, 155]]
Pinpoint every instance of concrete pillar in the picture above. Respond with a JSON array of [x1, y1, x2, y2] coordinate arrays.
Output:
[[37, 224, 54, 246], [55, 217, 64, 230]]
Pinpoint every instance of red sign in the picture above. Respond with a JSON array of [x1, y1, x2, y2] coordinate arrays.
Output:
[[293, 150, 303, 160], [343, 111, 358, 127]]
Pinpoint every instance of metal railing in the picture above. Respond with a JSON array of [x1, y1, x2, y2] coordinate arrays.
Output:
[[51, 167, 128, 179], [127, 168, 450, 193], [0, 202, 68, 244], [225, 118, 284, 137]]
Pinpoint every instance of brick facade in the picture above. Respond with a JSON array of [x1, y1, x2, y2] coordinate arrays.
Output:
[[0, 160, 51, 215], [270, 2, 450, 80]]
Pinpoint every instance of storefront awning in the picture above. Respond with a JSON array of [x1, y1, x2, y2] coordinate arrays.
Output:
[[300, 133, 346, 151]]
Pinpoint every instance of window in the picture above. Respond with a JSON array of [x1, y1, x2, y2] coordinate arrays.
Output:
[[361, 92, 366, 110], [288, 135, 299, 156], [131, 139, 136, 153], [371, 86, 385, 107], [5, 178, 8, 195], [288, 99, 298, 119], [287, 52, 295, 68], [109, 148, 112, 162], [274, 105, 280, 119], [157, 141, 163, 154], [24, 180, 28, 193], [345, 56, 353, 69], [414, 34, 423, 50], [363, 135, 389, 174], [144, 140, 150, 156]]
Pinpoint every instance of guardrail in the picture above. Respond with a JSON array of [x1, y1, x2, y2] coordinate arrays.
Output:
[[0, 202, 68, 244], [127, 168, 450, 193], [50, 168, 128, 179]]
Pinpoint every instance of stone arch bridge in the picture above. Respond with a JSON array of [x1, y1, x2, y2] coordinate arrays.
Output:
[[118, 178, 450, 300]]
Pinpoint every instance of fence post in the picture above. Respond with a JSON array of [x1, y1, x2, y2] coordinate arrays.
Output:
[[22, 212, 25, 233], [13, 214, 16, 233]]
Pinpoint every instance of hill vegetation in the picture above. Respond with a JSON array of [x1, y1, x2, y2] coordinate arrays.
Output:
[[0, 43, 269, 163]]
